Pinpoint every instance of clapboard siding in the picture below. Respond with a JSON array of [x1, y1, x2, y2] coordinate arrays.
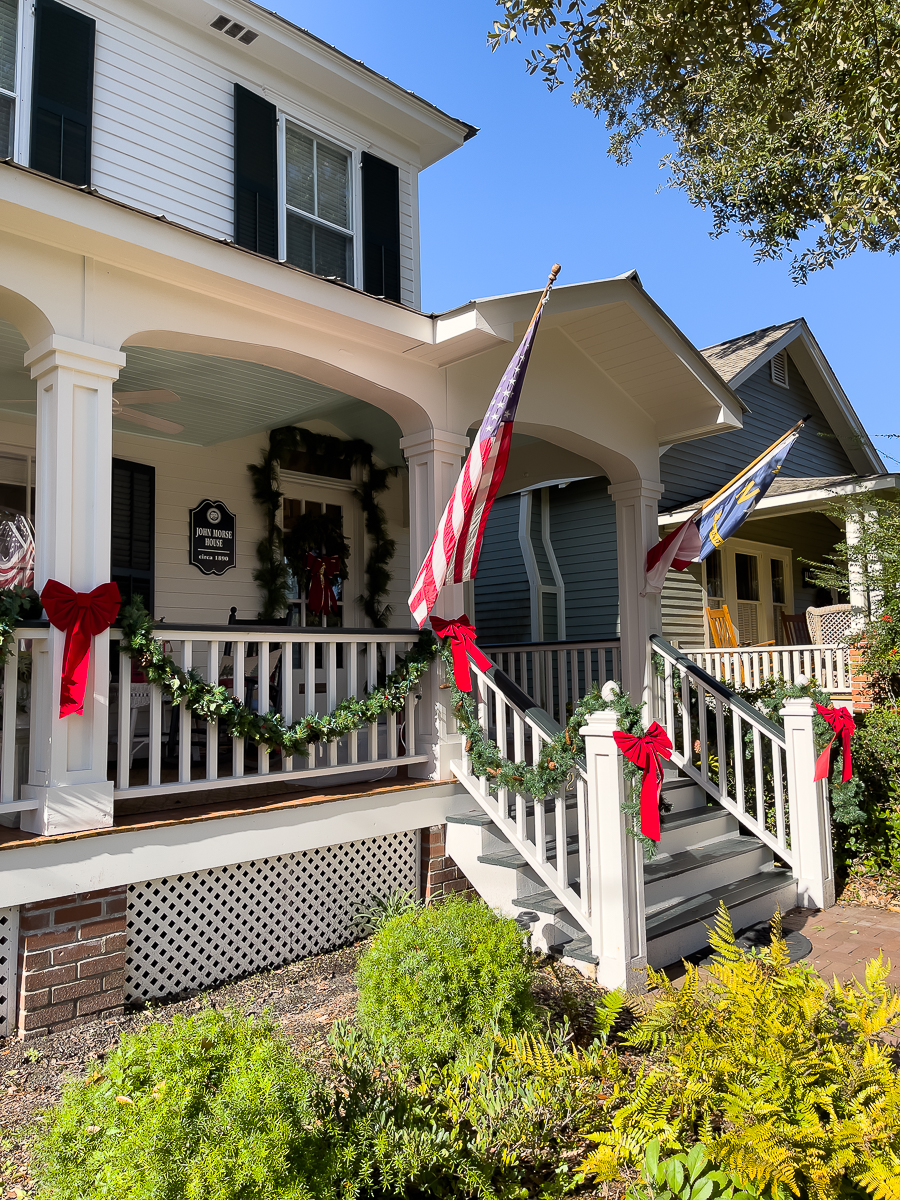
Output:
[[661, 565, 704, 647], [661, 352, 856, 508], [549, 478, 619, 640], [398, 165, 416, 308], [473, 495, 531, 643]]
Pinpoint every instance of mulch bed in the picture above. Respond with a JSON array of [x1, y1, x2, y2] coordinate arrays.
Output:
[[838, 873, 900, 913], [0, 941, 608, 1199]]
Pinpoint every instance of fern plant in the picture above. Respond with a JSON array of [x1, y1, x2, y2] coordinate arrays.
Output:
[[581, 903, 900, 1198]]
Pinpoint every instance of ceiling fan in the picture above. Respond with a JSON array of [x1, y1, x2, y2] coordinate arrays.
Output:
[[112, 389, 184, 434]]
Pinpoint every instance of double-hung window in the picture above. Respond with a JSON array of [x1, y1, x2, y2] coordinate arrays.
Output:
[[0, 0, 18, 159], [284, 123, 353, 285]]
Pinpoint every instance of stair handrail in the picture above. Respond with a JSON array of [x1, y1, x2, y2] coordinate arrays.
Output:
[[650, 634, 793, 865]]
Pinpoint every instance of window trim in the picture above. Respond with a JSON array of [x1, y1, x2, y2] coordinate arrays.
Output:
[[0, 0, 29, 161], [279, 114, 358, 286]]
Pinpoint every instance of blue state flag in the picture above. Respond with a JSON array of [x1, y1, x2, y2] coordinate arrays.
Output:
[[697, 430, 801, 562]]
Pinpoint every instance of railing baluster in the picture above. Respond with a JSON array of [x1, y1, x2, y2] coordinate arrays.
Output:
[[367, 640, 378, 762], [697, 683, 709, 783], [305, 638, 316, 768], [348, 641, 359, 764], [773, 744, 786, 848], [664, 658, 675, 741], [385, 642, 397, 759], [576, 774, 588, 912], [554, 784, 568, 887], [179, 640, 192, 785], [732, 710, 745, 815], [205, 640, 219, 781], [714, 696, 727, 801], [115, 643, 131, 793], [233, 640, 245, 778], [680, 670, 691, 762], [535, 793, 548, 864], [752, 726, 764, 827], [281, 638, 293, 772], [149, 683, 162, 787], [258, 642, 270, 776], [326, 639, 338, 766]]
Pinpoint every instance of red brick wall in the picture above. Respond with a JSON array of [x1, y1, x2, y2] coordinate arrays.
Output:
[[420, 825, 474, 901], [849, 644, 874, 713], [16, 887, 127, 1038]]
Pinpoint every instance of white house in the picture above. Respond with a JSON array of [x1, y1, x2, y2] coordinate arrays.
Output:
[[0, 0, 833, 1038]]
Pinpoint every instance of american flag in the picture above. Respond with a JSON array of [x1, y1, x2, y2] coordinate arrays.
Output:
[[409, 292, 550, 628]]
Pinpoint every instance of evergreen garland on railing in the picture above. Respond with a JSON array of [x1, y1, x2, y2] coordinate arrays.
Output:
[[436, 639, 658, 851], [118, 599, 436, 757], [0, 586, 42, 665], [248, 426, 397, 625]]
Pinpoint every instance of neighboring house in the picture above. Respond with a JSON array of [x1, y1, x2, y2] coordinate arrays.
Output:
[[0, 0, 839, 1037], [474, 318, 896, 651]]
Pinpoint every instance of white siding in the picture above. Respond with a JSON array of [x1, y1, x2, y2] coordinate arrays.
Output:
[[398, 163, 416, 309], [660, 565, 705, 648]]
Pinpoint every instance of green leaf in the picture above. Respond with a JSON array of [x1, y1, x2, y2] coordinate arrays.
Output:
[[685, 1143, 708, 1181], [690, 1180, 714, 1200], [665, 1159, 685, 1193], [644, 1138, 660, 1180]]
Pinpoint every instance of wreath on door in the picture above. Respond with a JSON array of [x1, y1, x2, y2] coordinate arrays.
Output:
[[283, 508, 350, 621]]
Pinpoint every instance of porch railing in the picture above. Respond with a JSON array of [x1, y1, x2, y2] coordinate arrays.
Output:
[[679, 643, 849, 693], [109, 625, 428, 800], [0, 628, 45, 812], [480, 639, 622, 726]]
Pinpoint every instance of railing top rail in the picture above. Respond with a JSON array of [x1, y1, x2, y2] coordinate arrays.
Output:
[[651, 634, 786, 744], [108, 624, 420, 639], [480, 638, 621, 650], [680, 643, 844, 654]]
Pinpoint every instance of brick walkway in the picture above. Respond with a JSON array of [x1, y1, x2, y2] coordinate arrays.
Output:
[[781, 903, 900, 987]]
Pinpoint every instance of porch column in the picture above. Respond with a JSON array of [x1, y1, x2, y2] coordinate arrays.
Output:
[[608, 479, 664, 712], [20, 336, 125, 837], [400, 428, 469, 777]]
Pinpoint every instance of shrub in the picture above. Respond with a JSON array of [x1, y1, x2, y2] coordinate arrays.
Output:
[[581, 905, 900, 1197], [33, 1008, 340, 1200], [355, 895, 537, 1065], [625, 1141, 756, 1200]]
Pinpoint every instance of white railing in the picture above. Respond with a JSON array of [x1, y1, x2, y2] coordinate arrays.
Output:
[[480, 639, 621, 726], [680, 643, 849, 693], [0, 628, 45, 812], [109, 625, 428, 799], [654, 635, 797, 864]]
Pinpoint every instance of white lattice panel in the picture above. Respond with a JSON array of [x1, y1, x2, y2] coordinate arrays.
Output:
[[125, 831, 418, 1002], [0, 907, 19, 1038]]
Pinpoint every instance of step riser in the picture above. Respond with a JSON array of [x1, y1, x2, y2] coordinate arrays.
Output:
[[657, 813, 737, 856], [646, 879, 799, 969], [444, 820, 520, 917], [644, 845, 772, 908], [662, 781, 706, 813]]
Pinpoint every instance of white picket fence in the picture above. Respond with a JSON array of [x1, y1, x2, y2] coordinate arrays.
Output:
[[480, 639, 622, 725], [109, 626, 427, 798], [680, 644, 849, 692]]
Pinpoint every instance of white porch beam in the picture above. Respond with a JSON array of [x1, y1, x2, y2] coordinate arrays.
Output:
[[20, 336, 125, 837]]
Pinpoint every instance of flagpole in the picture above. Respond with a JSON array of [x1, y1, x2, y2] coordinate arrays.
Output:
[[526, 264, 562, 327], [681, 414, 812, 522]]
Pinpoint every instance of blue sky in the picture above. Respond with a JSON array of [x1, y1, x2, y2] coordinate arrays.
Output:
[[278, 0, 899, 458]]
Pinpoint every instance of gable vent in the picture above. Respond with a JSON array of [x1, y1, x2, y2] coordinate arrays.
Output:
[[770, 349, 789, 388], [210, 15, 259, 44]]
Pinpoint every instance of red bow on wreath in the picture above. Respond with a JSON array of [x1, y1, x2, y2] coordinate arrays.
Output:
[[612, 722, 673, 842], [813, 703, 855, 783], [306, 553, 341, 617], [431, 614, 492, 692], [40, 580, 121, 718]]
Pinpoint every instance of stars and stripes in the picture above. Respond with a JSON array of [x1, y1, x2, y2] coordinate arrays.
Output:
[[409, 273, 557, 628]]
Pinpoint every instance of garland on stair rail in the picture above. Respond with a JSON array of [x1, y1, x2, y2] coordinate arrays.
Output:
[[435, 638, 659, 852], [248, 426, 397, 625], [118, 599, 436, 757]]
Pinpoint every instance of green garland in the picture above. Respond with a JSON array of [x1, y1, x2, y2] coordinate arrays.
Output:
[[119, 599, 436, 757], [436, 640, 659, 852], [248, 427, 397, 626], [0, 586, 42, 665]]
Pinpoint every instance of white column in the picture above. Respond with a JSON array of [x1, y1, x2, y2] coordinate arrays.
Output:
[[580, 708, 647, 990], [400, 428, 469, 778], [845, 509, 869, 632], [781, 697, 835, 910], [20, 336, 125, 836], [608, 479, 664, 711]]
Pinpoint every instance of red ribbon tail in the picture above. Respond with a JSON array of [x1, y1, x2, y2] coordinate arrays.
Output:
[[841, 733, 853, 783], [59, 619, 92, 718], [640, 752, 662, 842], [814, 735, 835, 783], [451, 641, 473, 691]]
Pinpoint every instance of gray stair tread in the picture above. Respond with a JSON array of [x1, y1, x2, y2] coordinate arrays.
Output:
[[645, 867, 795, 940], [659, 806, 728, 832], [557, 934, 597, 964], [478, 850, 527, 869], [643, 834, 764, 884], [446, 810, 494, 826], [512, 889, 566, 917]]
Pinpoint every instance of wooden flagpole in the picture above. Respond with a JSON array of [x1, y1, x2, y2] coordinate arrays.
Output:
[[526, 264, 562, 327]]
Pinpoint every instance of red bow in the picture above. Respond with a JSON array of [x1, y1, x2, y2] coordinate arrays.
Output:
[[814, 703, 855, 783], [431, 614, 492, 692], [612, 722, 673, 842], [40, 580, 121, 718], [306, 554, 341, 616]]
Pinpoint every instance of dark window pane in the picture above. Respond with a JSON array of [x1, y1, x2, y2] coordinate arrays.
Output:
[[361, 151, 401, 301], [735, 553, 759, 602], [0, 0, 16, 93], [316, 140, 349, 229], [111, 459, 155, 614], [705, 548, 723, 598], [0, 96, 12, 159], [285, 125, 314, 214], [314, 223, 351, 282], [286, 211, 313, 272], [771, 558, 786, 605]]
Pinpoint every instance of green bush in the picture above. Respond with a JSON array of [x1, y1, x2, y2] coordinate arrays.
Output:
[[33, 1008, 340, 1200], [355, 895, 538, 1066], [625, 1141, 757, 1200]]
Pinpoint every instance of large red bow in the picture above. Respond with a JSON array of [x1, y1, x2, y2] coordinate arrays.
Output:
[[40, 580, 121, 718], [612, 721, 673, 842], [431, 614, 492, 692], [814, 703, 855, 784], [306, 554, 341, 617]]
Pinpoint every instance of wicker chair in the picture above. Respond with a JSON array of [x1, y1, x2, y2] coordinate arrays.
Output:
[[806, 603, 852, 645]]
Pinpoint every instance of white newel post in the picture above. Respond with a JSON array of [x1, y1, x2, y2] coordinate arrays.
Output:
[[580, 709, 647, 990], [781, 697, 835, 910], [608, 479, 663, 712], [400, 428, 469, 778], [20, 336, 125, 837]]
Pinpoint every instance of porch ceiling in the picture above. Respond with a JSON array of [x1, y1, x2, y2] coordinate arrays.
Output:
[[0, 321, 403, 457]]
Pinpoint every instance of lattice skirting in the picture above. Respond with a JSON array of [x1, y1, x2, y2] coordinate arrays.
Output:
[[125, 831, 419, 1003], [0, 907, 19, 1038]]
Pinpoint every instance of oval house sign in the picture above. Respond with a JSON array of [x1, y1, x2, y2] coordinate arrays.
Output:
[[189, 499, 236, 575]]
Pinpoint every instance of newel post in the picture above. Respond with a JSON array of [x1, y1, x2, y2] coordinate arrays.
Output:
[[780, 697, 836, 910], [580, 709, 647, 991]]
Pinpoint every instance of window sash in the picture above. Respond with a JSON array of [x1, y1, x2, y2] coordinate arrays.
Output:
[[284, 122, 352, 234]]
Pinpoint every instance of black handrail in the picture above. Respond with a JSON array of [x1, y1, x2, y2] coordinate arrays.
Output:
[[650, 634, 786, 743]]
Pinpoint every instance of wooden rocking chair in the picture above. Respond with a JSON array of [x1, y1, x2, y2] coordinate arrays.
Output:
[[706, 605, 774, 685], [781, 612, 811, 646]]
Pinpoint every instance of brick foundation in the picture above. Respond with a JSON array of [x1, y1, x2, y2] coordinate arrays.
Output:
[[420, 825, 474, 901], [16, 887, 127, 1038], [849, 643, 874, 712]]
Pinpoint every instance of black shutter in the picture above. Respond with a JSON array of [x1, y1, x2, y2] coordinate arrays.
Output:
[[233, 83, 277, 257], [361, 152, 401, 302], [111, 458, 155, 615], [30, 0, 95, 186]]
